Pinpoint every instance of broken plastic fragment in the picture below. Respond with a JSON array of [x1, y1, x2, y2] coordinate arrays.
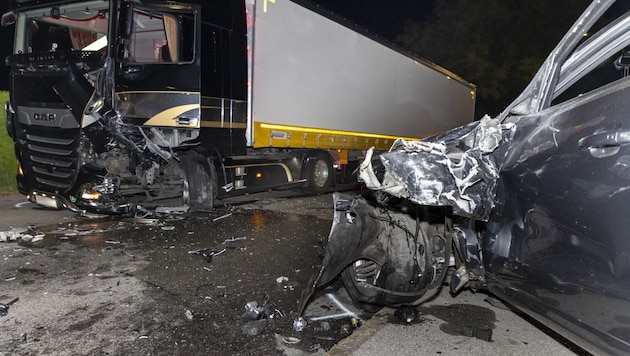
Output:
[[281, 336, 301, 344], [155, 206, 189, 214], [463, 327, 493, 341], [242, 319, 267, 336], [188, 248, 226, 263], [1, 227, 44, 243], [243, 293, 273, 320], [184, 309, 193, 320], [222, 236, 247, 244], [11, 332, 27, 342], [0, 297, 19, 317], [136, 323, 152, 338], [293, 317, 306, 332], [213, 213, 232, 221]]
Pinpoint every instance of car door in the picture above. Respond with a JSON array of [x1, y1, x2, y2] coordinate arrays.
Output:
[[483, 4, 630, 354]]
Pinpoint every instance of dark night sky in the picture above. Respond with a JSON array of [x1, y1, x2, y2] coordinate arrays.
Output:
[[0, 0, 430, 90]]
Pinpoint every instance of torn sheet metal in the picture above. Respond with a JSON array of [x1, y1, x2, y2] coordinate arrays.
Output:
[[359, 116, 510, 220]]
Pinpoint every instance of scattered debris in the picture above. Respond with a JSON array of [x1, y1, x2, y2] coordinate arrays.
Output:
[[281, 336, 301, 344], [293, 317, 307, 332], [463, 326, 493, 341], [160, 225, 175, 231], [184, 309, 193, 320], [155, 206, 189, 214], [188, 248, 226, 263], [136, 324, 152, 339], [241, 293, 287, 336], [213, 213, 232, 222], [0, 297, 19, 317], [276, 276, 289, 284], [0, 227, 44, 243], [304, 293, 361, 323], [105, 239, 121, 245], [135, 217, 160, 225], [222, 236, 247, 244], [244, 293, 272, 320], [394, 306, 418, 323], [10, 332, 27, 342], [242, 319, 267, 336]]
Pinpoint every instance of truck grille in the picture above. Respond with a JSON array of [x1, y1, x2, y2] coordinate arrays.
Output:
[[19, 125, 81, 192]]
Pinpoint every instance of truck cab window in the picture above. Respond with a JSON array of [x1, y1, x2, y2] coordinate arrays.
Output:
[[125, 9, 195, 64]]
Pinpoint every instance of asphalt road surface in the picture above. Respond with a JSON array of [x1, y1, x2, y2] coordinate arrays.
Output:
[[0, 193, 589, 355]]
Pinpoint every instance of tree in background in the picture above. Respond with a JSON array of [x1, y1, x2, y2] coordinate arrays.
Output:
[[398, 0, 590, 118]]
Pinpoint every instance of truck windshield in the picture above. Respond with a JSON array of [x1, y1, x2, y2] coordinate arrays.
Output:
[[17, 5, 109, 54]]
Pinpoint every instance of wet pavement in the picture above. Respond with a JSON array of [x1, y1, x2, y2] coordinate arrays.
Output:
[[0, 193, 589, 355], [0, 194, 372, 355]]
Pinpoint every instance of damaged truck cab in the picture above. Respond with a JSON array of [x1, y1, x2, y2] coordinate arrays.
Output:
[[2, 0, 476, 214]]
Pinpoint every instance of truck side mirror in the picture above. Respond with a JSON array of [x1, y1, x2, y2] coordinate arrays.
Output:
[[1, 12, 16, 26], [118, 2, 134, 40]]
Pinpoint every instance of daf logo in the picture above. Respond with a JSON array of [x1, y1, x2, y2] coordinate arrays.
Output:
[[34, 113, 56, 121]]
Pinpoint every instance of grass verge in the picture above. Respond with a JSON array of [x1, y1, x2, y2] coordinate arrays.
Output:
[[0, 90, 18, 195]]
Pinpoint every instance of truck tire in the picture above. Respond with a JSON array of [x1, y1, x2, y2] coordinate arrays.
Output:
[[181, 152, 217, 211], [304, 151, 334, 195]]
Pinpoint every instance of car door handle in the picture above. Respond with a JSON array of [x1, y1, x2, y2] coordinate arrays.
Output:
[[578, 130, 630, 149]]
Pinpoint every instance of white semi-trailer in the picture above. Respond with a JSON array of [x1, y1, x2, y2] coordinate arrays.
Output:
[[2, 0, 475, 214]]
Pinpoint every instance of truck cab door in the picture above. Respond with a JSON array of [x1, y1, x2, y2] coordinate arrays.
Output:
[[114, 2, 201, 129]]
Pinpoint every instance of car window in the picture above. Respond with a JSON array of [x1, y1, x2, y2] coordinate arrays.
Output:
[[552, 49, 627, 105], [551, 3, 630, 105]]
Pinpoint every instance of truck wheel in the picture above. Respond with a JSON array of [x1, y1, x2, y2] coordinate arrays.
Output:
[[304, 151, 334, 195], [181, 152, 217, 211]]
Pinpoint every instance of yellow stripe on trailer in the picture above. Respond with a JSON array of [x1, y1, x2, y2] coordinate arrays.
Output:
[[253, 122, 419, 151]]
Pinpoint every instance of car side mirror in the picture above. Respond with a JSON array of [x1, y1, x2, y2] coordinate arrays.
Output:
[[1, 12, 16, 26]]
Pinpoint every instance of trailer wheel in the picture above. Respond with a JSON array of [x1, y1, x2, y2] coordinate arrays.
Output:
[[181, 152, 217, 211], [304, 151, 333, 195]]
